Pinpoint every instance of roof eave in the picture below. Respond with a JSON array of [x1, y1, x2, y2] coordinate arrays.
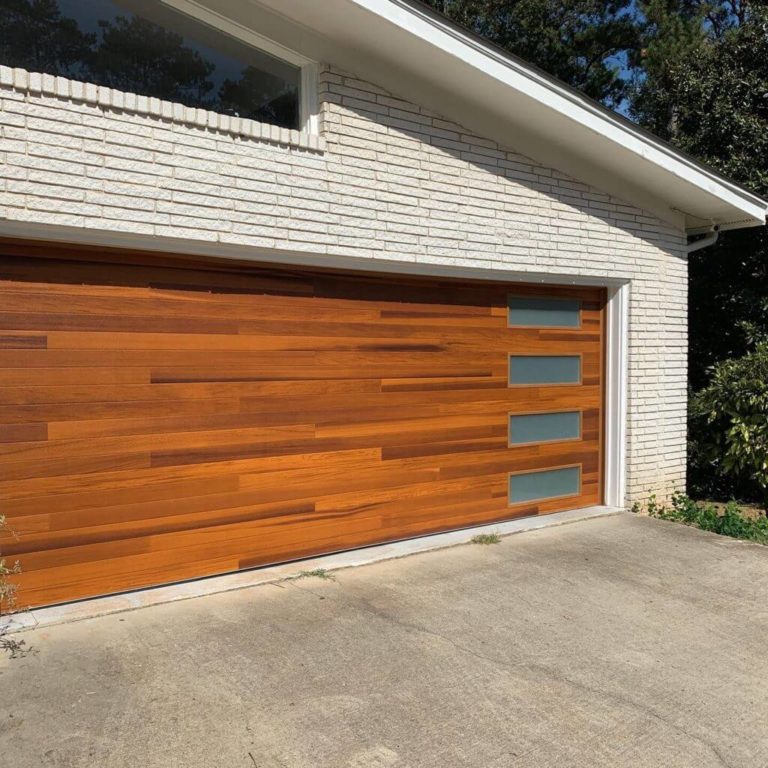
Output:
[[218, 0, 768, 232], [371, 0, 768, 231]]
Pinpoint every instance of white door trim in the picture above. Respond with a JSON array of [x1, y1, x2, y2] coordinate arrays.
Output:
[[0, 223, 630, 508], [604, 283, 629, 508]]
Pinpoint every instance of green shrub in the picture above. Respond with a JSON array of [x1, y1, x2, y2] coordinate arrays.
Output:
[[689, 339, 768, 509], [633, 494, 768, 544]]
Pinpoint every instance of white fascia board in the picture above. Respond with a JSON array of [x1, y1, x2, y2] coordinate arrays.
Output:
[[352, 0, 767, 228], [155, 0, 766, 229]]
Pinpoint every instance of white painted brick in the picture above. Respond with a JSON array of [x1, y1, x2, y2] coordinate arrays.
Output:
[[28, 73, 45, 94], [97, 86, 111, 107], [7, 178, 86, 200], [86, 191, 152, 211], [279, 237, 331, 253], [41, 73, 56, 94], [0, 65, 687, 504], [27, 197, 101, 216]]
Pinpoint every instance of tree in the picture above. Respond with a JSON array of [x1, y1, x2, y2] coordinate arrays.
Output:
[[630, 0, 707, 139], [423, 0, 768, 502], [690, 338, 768, 506], [633, 1, 768, 183], [633, 1, 768, 501], [0, 0, 94, 78], [632, 2, 768, 389], [422, 0, 640, 108], [91, 15, 214, 106]]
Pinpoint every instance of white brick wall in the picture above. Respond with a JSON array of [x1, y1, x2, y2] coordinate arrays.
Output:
[[0, 63, 688, 504]]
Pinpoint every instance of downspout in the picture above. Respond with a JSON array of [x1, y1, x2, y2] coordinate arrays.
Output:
[[686, 225, 720, 254]]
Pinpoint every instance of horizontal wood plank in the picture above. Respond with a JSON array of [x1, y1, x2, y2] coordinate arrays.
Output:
[[0, 244, 605, 608]]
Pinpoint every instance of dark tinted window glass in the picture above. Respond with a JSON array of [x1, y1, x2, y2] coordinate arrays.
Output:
[[0, 0, 301, 129]]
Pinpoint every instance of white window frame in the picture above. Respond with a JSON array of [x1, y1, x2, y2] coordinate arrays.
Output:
[[159, 0, 320, 134]]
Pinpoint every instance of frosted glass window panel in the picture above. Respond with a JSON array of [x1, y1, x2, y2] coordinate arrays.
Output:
[[508, 296, 580, 327], [509, 411, 581, 444], [509, 467, 581, 504], [509, 356, 581, 385]]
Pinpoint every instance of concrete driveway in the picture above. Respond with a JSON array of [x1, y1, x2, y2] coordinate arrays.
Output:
[[2, 514, 768, 768]]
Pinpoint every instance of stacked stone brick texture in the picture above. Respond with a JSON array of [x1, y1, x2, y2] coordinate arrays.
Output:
[[0, 63, 688, 503]]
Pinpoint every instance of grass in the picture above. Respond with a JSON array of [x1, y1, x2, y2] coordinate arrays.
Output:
[[471, 532, 502, 545], [294, 568, 335, 581], [633, 493, 768, 545]]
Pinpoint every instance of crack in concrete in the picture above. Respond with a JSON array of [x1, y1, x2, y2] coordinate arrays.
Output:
[[285, 580, 334, 601], [241, 554, 742, 768], [344, 594, 736, 768]]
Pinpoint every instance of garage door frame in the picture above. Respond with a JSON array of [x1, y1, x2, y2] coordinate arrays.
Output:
[[0, 234, 630, 606], [0, 230, 630, 512]]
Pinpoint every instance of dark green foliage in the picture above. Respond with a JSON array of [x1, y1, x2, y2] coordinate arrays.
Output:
[[689, 340, 768, 506], [632, 2, 768, 504], [633, 0, 758, 140], [689, 228, 768, 391], [425, 1, 768, 504], [633, 494, 768, 543], [631, 1, 768, 390], [662, 13, 768, 193], [422, 0, 639, 108], [630, 0, 708, 139]]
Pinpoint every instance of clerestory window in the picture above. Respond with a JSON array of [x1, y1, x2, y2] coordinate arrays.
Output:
[[0, 0, 312, 131]]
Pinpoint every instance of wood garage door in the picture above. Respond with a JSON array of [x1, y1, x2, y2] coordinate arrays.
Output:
[[0, 244, 605, 608]]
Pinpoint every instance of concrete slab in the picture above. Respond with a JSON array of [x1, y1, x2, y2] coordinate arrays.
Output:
[[2, 504, 620, 634], [2, 513, 768, 767]]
